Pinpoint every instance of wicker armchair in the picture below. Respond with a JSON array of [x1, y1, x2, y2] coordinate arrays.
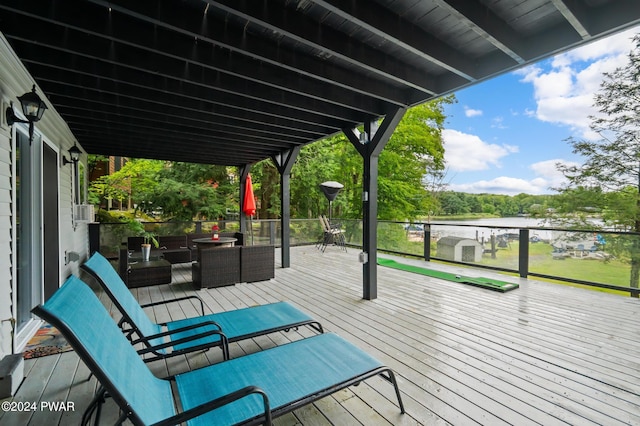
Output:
[[240, 245, 275, 283], [192, 246, 241, 289], [156, 235, 191, 264]]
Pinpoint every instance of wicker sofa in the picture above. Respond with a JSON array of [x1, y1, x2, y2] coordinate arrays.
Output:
[[124, 232, 274, 288], [127, 232, 245, 264], [127, 235, 191, 264]]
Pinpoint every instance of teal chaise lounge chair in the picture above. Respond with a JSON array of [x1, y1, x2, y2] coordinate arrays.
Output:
[[34, 275, 405, 425], [81, 252, 323, 362]]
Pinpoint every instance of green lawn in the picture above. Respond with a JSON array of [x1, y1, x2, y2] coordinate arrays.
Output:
[[479, 242, 630, 295], [391, 238, 631, 296]]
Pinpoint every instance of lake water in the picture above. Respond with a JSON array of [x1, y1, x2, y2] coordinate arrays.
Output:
[[425, 217, 591, 245]]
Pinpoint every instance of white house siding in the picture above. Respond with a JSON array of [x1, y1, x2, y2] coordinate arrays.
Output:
[[0, 34, 89, 357], [0, 129, 12, 358]]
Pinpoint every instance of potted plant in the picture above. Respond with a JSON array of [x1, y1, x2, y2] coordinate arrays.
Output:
[[126, 218, 158, 261], [140, 231, 159, 261]]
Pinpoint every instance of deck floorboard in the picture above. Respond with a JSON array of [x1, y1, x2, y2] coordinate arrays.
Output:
[[2, 246, 639, 425]]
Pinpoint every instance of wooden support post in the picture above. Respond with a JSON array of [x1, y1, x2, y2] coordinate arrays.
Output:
[[272, 147, 301, 269], [424, 224, 431, 262], [519, 229, 530, 278], [344, 107, 406, 300]]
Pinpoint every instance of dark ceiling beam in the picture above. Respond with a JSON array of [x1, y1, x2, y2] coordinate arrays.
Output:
[[49, 95, 326, 140], [204, 0, 439, 95], [498, 1, 640, 61], [0, 5, 391, 115], [82, 146, 267, 165], [1, 0, 637, 167], [42, 86, 330, 137], [586, 0, 640, 37], [84, 138, 292, 159], [431, 2, 640, 97], [43, 87, 333, 139], [74, 127, 291, 153], [312, 0, 481, 81], [71, 0, 414, 106], [76, 132, 294, 166], [432, 50, 514, 98], [19, 60, 354, 132], [57, 105, 313, 144], [550, 0, 590, 38], [64, 115, 304, 146], [4, 31, 379, 123], [71, 123, 292, 153], [436, 0, 527, 64]]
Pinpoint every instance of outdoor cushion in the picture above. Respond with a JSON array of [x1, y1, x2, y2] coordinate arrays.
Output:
[[33, 276, 404, 425], [81, 252, 323, 361], [176, 333, 393, 425], [167, 301, 316, 352]]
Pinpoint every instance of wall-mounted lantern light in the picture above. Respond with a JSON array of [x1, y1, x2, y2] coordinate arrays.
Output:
[[62, 143, 82, 166], [5, 85, 48, 143]]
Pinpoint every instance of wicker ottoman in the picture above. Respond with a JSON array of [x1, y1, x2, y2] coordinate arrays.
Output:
[[127, 259, 172, 288], [241, 245, 275, 283]]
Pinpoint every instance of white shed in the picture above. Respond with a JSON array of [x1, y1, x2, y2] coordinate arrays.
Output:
[[436, 236, 483, 263]]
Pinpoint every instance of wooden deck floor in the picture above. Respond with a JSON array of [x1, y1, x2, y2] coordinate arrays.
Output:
[[2, 246, 640, 425]]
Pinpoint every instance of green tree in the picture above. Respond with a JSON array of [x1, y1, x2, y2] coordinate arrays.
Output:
[[254, 97, 452, 222], [439, 191, 469, 215], [291, 139, 343, 218], [89, 159, 238, 221], [376, 101, 449, 220], [150, 162, 236, 221], [251, 159, 282, 219], [90, 159, 163, 211], [556, 34, 640, 296]]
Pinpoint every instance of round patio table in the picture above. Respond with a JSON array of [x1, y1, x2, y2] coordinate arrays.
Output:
[[192, 237, 237, 248]]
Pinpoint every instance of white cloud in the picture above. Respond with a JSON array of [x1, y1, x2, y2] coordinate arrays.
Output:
[[517, 26, 639, 139], [449, 177, 544, 195], [443, 129, 517, 172], [447, 158, 580, 195], [491, 116, 507, 129], [530, 159, 579, 188], [464, 106, 483, 117]]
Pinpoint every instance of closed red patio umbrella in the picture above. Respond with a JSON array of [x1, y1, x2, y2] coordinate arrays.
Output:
[[243, 174, 256, 244]]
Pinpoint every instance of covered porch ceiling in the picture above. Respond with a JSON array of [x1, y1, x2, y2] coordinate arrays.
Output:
[[1, 0, 639, 166]]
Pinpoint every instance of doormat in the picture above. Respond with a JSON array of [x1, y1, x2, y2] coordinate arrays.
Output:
[[377, 258, 519, 292], [23, 324, 73, 359]]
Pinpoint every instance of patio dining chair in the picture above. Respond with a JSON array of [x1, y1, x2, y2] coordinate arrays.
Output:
[[81, 252, 323, 363], [33, 275, 405, 426], [316, 215, 347, 252]]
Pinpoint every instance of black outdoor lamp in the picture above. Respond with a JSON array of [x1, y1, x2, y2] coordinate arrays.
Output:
[[319, 181, 344, 224], [62, 143, 82, 166], [5, 84, 48, 143]]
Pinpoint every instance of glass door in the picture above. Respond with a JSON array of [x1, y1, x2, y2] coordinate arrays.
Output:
[[15, 129, 41, 333]]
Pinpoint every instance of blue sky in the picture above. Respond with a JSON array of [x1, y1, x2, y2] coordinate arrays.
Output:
[[441, 25, 640, 196]]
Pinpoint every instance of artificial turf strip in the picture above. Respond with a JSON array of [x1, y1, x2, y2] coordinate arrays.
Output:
[[377, 258, 519, 292]]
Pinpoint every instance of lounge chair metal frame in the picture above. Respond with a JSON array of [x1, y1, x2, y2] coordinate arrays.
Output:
[[81, 252, 323, 363], [34, 276, 405, 426]]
